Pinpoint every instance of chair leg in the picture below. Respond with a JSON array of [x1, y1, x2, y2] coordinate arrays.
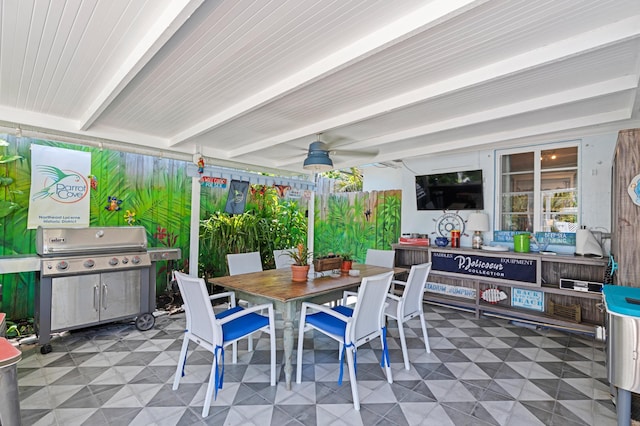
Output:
[[419, 312, 431, 353], [172, 336, 190, 390], [379, 333, 394, 382], [296, 311, 306, 383], [202, 352, 220, 418], [397, 318, 410, 371], [346, 347, 360, 411]]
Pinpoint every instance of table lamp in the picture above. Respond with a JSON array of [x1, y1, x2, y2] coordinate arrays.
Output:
[[467, 212, 489, 249]]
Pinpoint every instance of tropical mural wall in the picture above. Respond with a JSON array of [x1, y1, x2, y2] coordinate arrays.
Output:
[[314, 190, 401, 261], [0, 133, 402, 326], [0, 134, 192, 322]]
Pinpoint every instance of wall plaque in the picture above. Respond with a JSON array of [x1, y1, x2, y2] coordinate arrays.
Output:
[[431, 250, 537, 284]]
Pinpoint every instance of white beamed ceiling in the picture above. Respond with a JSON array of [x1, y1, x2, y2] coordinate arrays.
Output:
[[1, 0, 639, 174]]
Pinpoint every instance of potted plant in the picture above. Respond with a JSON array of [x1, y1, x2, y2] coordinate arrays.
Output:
[[340, 252, 353, 273], [286, 243, 311, 282]]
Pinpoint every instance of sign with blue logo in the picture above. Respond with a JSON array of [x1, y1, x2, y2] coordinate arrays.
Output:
[[511, 287, 544, 311], [431, 250, 537, 284]]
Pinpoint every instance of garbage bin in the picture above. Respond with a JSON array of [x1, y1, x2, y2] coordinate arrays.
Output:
[[602, 285, 640, 426], [0, 337, 22, 425]]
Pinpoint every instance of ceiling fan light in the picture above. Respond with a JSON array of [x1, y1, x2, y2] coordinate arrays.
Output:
[[303, 150, 333, 171]]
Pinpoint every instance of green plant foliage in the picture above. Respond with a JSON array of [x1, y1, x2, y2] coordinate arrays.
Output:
[[199, 187, 307, 277]]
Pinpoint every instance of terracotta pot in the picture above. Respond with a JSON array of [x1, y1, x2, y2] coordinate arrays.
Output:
[[340, 260, 353, 273], [291, 265, 310, 282]]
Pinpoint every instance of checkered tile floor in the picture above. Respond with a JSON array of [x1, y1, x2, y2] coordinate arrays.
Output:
[[16, 304, 617, 425]]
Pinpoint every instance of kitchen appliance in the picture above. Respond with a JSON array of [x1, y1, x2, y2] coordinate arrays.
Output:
[[602, 285, 640, 426], [35, 226, 163, 354]]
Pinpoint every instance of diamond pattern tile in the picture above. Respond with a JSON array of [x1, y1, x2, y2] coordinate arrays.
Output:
[[14, 305, 617, 425]]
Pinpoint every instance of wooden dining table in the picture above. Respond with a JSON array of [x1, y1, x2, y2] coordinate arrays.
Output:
[[209, 263, 401, 390]]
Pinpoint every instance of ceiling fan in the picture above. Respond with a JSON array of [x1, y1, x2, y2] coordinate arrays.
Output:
[[302, 134, 378, 172]]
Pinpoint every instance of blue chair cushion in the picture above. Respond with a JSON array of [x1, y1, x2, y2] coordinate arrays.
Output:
[[222, 310, 269, 342], [306, 306, 353, 338], [216, 305, 243, 319]]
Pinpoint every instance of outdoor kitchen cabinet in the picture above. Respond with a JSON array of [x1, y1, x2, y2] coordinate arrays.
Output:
[[392, 244, 607, 334], [50, 270, 142, 331]]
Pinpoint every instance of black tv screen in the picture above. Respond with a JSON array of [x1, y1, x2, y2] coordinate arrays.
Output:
[[415, 169, 484, 210]]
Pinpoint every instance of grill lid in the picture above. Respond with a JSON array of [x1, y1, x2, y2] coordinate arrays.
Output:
[[36, 226, 148, 256]]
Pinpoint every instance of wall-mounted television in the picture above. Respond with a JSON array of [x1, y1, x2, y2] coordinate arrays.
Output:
[[415, 169, 484, 210]]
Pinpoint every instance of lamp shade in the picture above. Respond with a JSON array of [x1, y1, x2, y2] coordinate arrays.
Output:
[[303, 141, 333, 171], [467, 212, 489, 232]]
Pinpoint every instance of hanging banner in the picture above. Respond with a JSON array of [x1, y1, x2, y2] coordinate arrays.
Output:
[[224, 180, 249, 214], [27, 145, 91, 229]]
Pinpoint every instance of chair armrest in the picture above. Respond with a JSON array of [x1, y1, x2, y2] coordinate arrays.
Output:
[[217, 303, 273, 325], [341, 290, 358, 306], [301, 302, 351, 322], [386, 293, 402, 302], [209, 291, 237, 308], [391, 279, 407, 286]]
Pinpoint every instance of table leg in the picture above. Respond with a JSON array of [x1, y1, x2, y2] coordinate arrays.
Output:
[[282, 302, 296, 390]]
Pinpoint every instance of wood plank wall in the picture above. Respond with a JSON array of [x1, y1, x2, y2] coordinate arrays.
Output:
[[612, 128, 640, 287]]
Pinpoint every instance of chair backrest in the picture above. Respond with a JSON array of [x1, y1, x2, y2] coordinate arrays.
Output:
[[401, 262, 432, 316], [274, 249, 295, 269], [173, 271, 221, 347], [365, 249, 396, 268], [348, 271, 394, 344], [227, 251, 263, 275]]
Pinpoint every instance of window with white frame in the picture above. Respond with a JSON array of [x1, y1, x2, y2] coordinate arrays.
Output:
[[498, 144, 579, 233]]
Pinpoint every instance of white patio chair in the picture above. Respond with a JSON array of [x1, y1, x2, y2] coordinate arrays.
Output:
[[172, 271, 276, 418], [384, 262, 432, 370], [226, 251, 263, 350], [365, 249, 396, 268], [296, 271, 394, 411], [226, 251, 263, 275], [273, 248, 295, 269]]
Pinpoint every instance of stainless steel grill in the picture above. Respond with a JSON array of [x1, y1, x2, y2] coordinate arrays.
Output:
[[35, 226, 158, 354]]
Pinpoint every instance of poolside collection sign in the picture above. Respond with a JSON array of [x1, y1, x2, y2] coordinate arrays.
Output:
[[431, 250, 537, 284]]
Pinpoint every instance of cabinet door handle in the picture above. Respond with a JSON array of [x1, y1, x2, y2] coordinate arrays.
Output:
[[102, 284, 108, 310], [93, 285, 99, 311], [596, 302, 605, 313]]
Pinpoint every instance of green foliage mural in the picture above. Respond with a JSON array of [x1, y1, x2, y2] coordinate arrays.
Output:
[[314, 190, 401, 262], [0, 135, 191, 321], [199, 185, 308, 278]]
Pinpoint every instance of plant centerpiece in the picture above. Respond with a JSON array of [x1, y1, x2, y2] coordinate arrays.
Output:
[[340, 252, 353, 273], [287, 243, 311, 282]]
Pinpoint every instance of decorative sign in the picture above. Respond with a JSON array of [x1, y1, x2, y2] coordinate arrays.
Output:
[[200, 176, 227, 189], [28, 145, 91, 229], [493, 230, 575, 246], [511, 287, 544, 312], [431, 250, 537, 284], [425, 282, 476, 299], [627, 173, 640, 206]]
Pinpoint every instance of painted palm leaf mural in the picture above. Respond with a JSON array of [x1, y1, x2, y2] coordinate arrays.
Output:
[[314, 190, 401, 262], [0, 135, 192, 320]]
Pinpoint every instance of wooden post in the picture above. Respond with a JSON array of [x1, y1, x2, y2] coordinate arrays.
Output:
[[612, 128, 640, 286]]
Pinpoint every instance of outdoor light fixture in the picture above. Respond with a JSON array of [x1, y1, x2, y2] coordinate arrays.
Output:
[[467, 212, 489, 249], [303, 141, 333, 172]]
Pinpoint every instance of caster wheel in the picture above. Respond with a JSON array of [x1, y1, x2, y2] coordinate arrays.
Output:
[[40, 344, 52, 354], [135, 313, 155, 331]]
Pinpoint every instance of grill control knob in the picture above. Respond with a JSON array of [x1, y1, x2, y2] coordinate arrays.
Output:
[[84, 259, 95, 268], [57, 261, 69, 271], [131, 256, 141, 265], [109, 257, 119, 266], [122, 257, 129, 264]]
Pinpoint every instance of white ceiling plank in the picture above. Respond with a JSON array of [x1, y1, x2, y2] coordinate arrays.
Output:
[[78, 0, 206, 131], [168, 0, 490, 146], [229, 15, 640, 160]]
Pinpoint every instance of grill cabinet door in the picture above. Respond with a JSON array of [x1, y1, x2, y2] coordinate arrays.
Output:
[[51, 274, 101, 330], [99, 270, 141, 322]]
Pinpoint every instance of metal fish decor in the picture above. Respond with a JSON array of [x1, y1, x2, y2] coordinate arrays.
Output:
[[480, 287, 507, 304]]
